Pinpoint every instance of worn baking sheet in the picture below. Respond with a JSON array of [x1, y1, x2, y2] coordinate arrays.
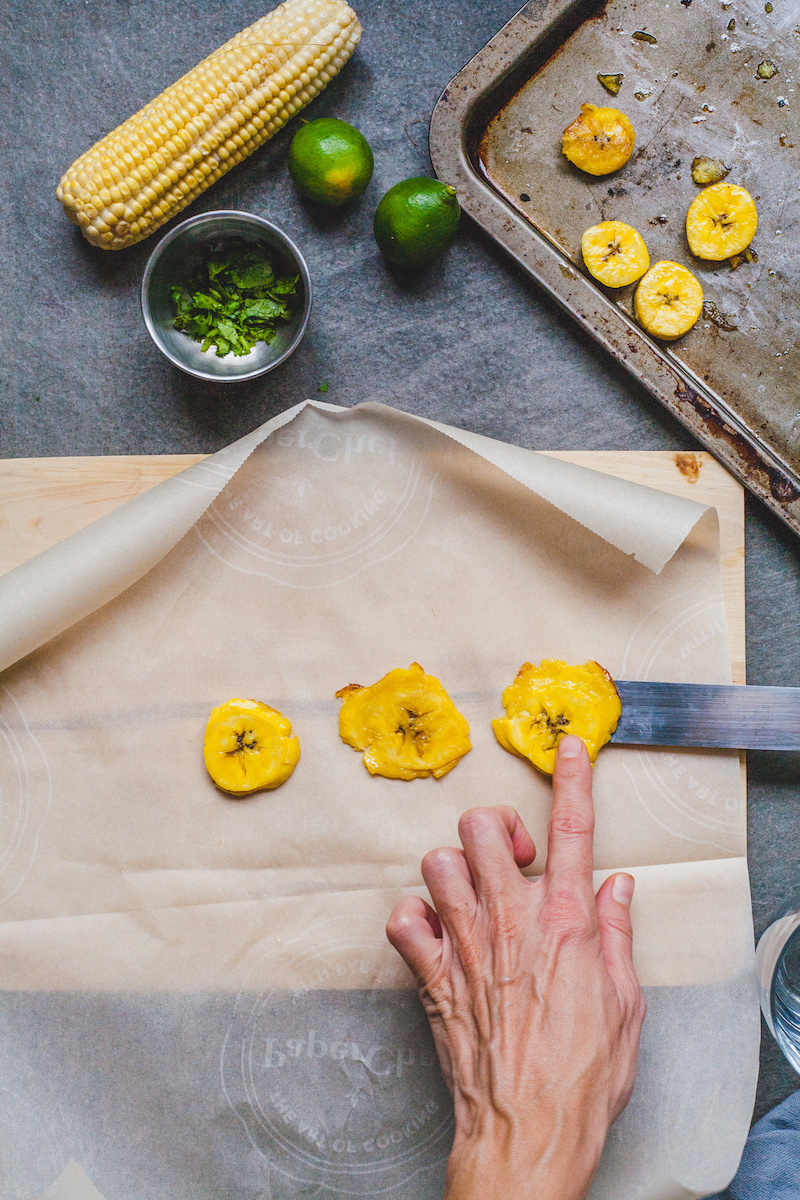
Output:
[[429, 0, 800, 535]]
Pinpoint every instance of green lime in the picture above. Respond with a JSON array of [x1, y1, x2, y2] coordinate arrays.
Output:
[[373, 177, 460, 268], [288, 118, 374, 206]]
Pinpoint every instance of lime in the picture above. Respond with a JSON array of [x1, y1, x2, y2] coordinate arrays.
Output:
[[373, 177, 460, 269], [288, 118, 374, 206]]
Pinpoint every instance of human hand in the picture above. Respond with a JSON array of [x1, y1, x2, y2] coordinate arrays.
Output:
[[386, 734, 645, 1200]]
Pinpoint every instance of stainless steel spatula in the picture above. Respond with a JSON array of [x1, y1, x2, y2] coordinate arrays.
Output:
[[611, 682, 800, 751]]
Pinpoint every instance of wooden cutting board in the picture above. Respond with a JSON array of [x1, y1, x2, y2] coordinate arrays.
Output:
[[0, 449, 745, 682]]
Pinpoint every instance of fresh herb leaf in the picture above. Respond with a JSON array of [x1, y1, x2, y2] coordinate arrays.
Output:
[[228, 261, 275, 290], [241, 297, 287, 321], [171, 239, 299, 358], [270, 274, 300, 295], [319, 381, 329, 393], [192, 293, 222, 311]]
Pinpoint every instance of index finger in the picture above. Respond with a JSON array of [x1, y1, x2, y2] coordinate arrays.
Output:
[[544, 734, 595, 887]]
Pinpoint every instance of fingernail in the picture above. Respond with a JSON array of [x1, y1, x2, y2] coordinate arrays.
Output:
[[612, 873, 635, 906], [558, 734, 584, 759]]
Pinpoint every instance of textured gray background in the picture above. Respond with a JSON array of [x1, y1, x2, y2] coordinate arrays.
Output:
[[1, 0, 799, 1129]]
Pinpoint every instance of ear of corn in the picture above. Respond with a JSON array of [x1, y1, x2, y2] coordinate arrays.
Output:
[[57, 0, 362, 250]]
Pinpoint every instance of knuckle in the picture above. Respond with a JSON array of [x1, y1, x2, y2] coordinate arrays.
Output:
[[603, 913, 634, 943], [420, 969, 455, 1017], [385, 911, 411, 942], [422, 847, 455, 875], [492, 804, 519, 824], [458, 807, 494, 837], [549, 808, 594, 841]]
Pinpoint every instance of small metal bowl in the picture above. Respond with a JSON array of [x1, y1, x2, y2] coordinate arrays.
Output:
[[141, 210, 312, 383]]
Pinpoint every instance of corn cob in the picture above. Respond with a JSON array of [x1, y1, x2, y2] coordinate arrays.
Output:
[[57, 0, 361, 250]]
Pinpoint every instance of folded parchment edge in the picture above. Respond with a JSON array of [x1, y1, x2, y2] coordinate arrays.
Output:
[[0, 400, 709, 676]]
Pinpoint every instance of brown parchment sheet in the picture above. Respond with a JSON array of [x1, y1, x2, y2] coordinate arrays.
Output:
[[0, 402, 757, 1200], [480, 0, 800, 475]]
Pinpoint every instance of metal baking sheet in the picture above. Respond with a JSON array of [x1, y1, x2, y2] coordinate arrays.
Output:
[[429, 0, 800, 534]]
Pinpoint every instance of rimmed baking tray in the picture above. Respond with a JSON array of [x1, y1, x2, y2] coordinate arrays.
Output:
[[429, 0, 800, 534]]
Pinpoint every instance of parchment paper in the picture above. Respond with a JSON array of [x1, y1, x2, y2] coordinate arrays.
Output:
[[0, 402, 757, 1200]]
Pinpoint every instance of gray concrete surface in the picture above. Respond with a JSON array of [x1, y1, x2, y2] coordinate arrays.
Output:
[[2, 0, 799, 1128]]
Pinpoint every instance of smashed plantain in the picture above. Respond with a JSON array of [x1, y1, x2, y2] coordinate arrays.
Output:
[[492, 659, 621, 776], [336, 663, 471, 780], [204, 698, 300, 796], [562, 103, 635, 175]]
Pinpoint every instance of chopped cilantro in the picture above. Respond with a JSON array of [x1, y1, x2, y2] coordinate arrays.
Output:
[[171, 240, 299, 358], [319, 381, 329, 393]]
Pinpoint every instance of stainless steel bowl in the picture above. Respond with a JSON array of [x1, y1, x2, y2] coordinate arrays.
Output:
[[140, 210, 312, 383]]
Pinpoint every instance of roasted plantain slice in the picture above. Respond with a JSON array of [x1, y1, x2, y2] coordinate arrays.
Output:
[[492, 659, 620, 776], [562, 103, 635, 175], [336, 663, 471, 780], [204, 698, 300, 796], [581, 220, 649, 286], [686, 182, 758, 260], [634, 261, 703, 340]]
